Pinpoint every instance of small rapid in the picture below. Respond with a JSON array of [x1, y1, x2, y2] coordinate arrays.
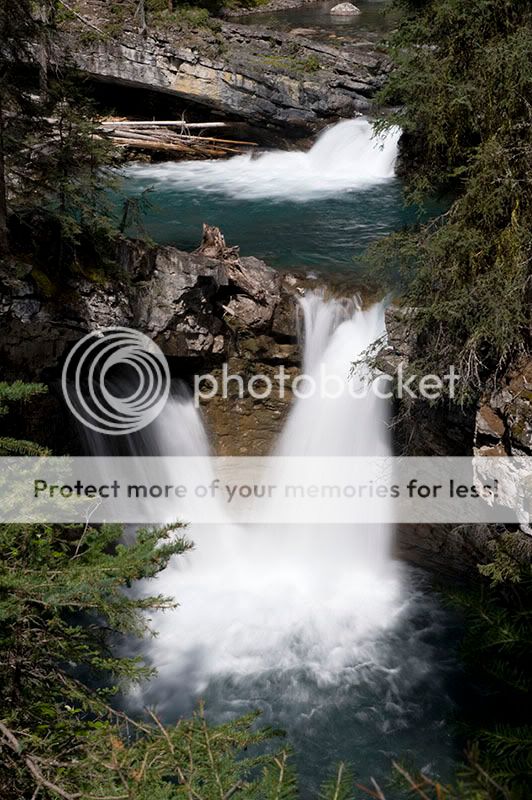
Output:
[[124, 118, 400, 201]]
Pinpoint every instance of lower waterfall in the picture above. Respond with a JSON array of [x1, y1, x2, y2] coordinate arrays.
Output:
[[137, 291, 399, 690], [105, 293, 458, 790]]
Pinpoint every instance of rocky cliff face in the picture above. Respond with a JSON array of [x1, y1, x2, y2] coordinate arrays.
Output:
[[0, 236, 300, 382], [62, 20, 389, 134], [378, 308, 532, 574], [0, 234, 303, 455]]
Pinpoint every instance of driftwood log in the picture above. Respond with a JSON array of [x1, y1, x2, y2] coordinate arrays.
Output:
[[98, 119, 256, 159]]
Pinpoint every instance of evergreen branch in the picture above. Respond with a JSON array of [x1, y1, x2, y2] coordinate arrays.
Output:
[[0, 721, 80, 800]]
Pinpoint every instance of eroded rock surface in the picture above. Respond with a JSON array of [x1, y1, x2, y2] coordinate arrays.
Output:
[[61, 20, 389, 133], [0, 234, 300, 381]]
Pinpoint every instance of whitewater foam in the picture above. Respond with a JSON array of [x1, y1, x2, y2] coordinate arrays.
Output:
[[124, 118, 400, 201], [123, 292, 401, 701]]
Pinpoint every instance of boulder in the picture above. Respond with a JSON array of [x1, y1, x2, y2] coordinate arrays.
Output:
[[330, 3, 361, 15]]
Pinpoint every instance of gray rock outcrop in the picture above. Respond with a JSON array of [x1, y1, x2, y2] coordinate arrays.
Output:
[[0, 233, 299, 381], [61, 21, 389, 133]]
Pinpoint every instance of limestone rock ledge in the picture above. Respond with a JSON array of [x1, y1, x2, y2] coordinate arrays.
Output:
[[62, 21, 389, 133]]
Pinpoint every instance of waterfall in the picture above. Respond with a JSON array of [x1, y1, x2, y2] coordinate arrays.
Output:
[[124, 117, 400, 201], [84, 294, 457, 791], [279, 290, 389, 456], [127, 291, 402, 708]]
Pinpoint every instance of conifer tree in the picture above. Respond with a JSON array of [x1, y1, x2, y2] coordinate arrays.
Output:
[[0, 0, 118, 265], [367, 0, 532, 401]]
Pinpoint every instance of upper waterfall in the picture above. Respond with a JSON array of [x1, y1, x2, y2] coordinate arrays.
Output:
[[125, 118, 400, 201]]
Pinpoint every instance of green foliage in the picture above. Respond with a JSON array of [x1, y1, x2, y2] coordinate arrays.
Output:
[[302, 55, 320, 73], [27, 89, 119, 243], [365, 0, 532, 401], [318, 762, 354, 800], [146, 0, 264, 23], [0, 382, 47, 416], [446, 535, 532, 798], [0, 516, 191, 798], [146, 0, 211, 27], [262, 53, 321, 75], [10, 81, 121, 269], [0, 382, 49, 455], [0, 386, 295, 800], [0, 1, 121, 268]]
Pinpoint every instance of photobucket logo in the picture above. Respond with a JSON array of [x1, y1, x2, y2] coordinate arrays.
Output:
[[62, 327, 170, 435], [194, 363, 460, 406]]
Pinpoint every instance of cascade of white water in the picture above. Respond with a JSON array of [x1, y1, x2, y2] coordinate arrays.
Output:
[[125, 117, 400, 201], [132, 291, 401, 702], [279, 290, 389, 457]]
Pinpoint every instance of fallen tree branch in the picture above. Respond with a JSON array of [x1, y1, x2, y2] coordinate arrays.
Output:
[[99, 120, 227, 129], [108, 136, 244, 155]]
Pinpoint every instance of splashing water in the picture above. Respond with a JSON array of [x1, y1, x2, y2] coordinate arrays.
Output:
[[133, 292, 398, 692], [125, 294, 458, 793], [124, 118, 400, 202], [82, 293, 458, 789]]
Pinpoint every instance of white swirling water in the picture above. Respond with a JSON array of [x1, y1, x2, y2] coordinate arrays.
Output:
[[118, 118, 413, 269], [124, 118, 400, 201], [92, 123, 459, 789], [80, 293, 459, 792]]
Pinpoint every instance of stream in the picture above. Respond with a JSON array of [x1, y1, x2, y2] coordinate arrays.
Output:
[[233, 0, 400, 45], [120, 118, 419, 271], [110, 117, 463, 795]]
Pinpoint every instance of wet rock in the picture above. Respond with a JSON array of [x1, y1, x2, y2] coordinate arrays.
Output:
[[271, 289, 298, 341], [200, 357, 299, 455]]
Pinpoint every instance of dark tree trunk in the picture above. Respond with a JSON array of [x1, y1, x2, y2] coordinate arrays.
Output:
[[0, 95, 9, 256], [36, 1, 51, 99]]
